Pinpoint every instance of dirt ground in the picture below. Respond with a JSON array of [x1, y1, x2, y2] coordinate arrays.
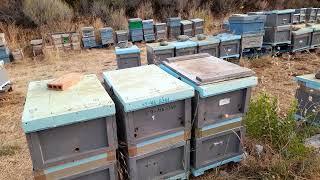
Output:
[[1, 44, 320, 179]]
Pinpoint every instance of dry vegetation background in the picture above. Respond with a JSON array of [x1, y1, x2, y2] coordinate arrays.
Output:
[[1, 0, 320, 179]]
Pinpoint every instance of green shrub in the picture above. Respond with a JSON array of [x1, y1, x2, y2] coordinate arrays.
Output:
[[244, 93, 311, 158], [23, 0, 73, 25]]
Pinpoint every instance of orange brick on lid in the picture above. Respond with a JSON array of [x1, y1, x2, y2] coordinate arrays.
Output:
[[47, 73, 83, 91]]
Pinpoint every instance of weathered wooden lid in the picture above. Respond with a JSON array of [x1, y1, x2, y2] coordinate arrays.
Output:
[[22, 74, 115, 133], [103, 65, 194, 112], [163, 53, 255, 85]]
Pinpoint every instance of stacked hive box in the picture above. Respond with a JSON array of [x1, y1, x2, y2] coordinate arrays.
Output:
[[103, 65, 194, 180], [300, 8, 307, 23], [115, 44, 141, 69], [295, 74, 320, 124], [146, 41, 175, 64], [181, 20, 193, 37], [310, 25, 320, 49], [30, 39, 43, 56], [228, 14, 266, 57], [167, 17, 181, 40], [142, 19, 155, 42], [190, 18, 204, 36], [255, 9, 294, 51], [0, 33, 10, 63], [71, 32, 81, 50], [215, 33, 241, 60], [81, 27, 96, 48], [317, 8, 320, 22], [22, 74, 118, 179], [129, 18, 143, 42], [173, 36, 198, 57], [115, 30, 129, 44], [306, 8, 317, 23], [62, 33, 71, 51], [293, 9, 301, 24], [291, 27, 313, 52], [51, 33, 63, 50], [191, 35, 220, 57], [160, 53, 258, 177], [99, 27, 114, 46], [154, 23, 167, 41]]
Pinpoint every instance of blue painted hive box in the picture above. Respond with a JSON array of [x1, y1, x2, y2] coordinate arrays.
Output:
[[192, 35, 220, 57], [172, 39, 198, 56], [22, 74, 118, 172], [115, 45, 141, 69], [295, 74, 320, 124], [146, 41, 175, 64], [160, 53, 257, 176], [103, 65, 193, 180], [216, 33, 241, 59], [228, 14, 266, 34]]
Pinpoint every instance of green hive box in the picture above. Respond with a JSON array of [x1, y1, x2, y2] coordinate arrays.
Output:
[[22, 74, 118, 173], [129, 18, 143, 29]]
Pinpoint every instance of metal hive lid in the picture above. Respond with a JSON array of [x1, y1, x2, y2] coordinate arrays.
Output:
[[163, 53, 255, 86]]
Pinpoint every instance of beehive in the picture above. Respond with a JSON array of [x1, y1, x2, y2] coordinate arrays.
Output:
[[51, 34, 63, 50], [62, 34, 71, 51], [263, 25, 292, 45], [103, 65, 194, 180], [100, 27, 114, 45], [293, 9, 301, 24], [115, 45, 141, 69], [146, 41, 175, 64], [115, 30, 129, 43], [306, 8, 317, 22], [316, 8, 320, 22], [167, 17, 182, 40], [300, 8, 307, 23], [22, 74, 117, 172], [82, 36, 97, 48], [241, 32, 264, 50], [154, 23, 167, 41], [229, 14, 266, 34], [295, 74, 320, 124], [264, 9, 295, 26], [173, 38, 198, 57], [11, 49, 24, 61], [143, 19, 155, 42], [190, 18, 204, 36], [191, 35, 220, 57], [181, 20, 193, 37], [311, 25, 320, 48], [81, 26, 95, 37], [291, 27, 313, 52], [129, 18, 143, 42], [30, 39, 43, 56], [160, 53, 257, 176], [216, 33, 241, 59]]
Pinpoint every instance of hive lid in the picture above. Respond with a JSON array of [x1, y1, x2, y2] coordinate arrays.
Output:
[[266, 9, 295, 14], [115, 45, 140, 55], [103, 65, 194, 112], [181, 20, 192, 25], [161, 54, 257, 97], [295, 74, 320, 89], [292, 27, 313, 35], [216, 33, 241, 41], [22, 74, 115, 133], [146, 42, 175, 50], [190, 18, 204, 23], [129, 18, 142, 22], [229, 14, 266, 22], [191, 36, 220, 46], [173, 40, 197, 49]]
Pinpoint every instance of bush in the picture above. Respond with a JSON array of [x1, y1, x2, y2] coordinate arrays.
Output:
[[23, 0, 73, 25], [244, 93, 311, 158]]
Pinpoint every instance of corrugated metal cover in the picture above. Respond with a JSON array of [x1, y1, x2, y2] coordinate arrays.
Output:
[[103, 65, 194, 112], [115, 45, 140, 55], [163, 53, 255, 86], [22, 74, 116, 133], [295, 74, 320, 89]]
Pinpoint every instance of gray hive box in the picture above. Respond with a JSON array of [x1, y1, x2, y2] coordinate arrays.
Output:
[[172, 38, 198, 57], [300, 8, 307, 23], [160, 53, 258, 176], [115, 30, 128, 43], [241, 32, 264, 50], [181, 20, 193, 37], [115, 45, 141, 69], [306, 8, 317, 22], [291, 27, 313, 52], [81, 26, 95, 37], [264, 9, 295, 26], [311, 25, 320, 48], [99, 27, 114, 45], [190, 18, 205, 36], [191, 35, 220, 57], [295, 74, 320, 125], [22, 74, 117, 171], [293, 9, 301, 24], [263, 25, 292, 45], [154, 23, 167, 41], [215, 33, 241, 59], [103, 65, 194, 180], [146, 41, 175, 65]]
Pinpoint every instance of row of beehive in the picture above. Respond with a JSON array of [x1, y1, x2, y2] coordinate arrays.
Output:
[[22, 53, 257, 179]]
